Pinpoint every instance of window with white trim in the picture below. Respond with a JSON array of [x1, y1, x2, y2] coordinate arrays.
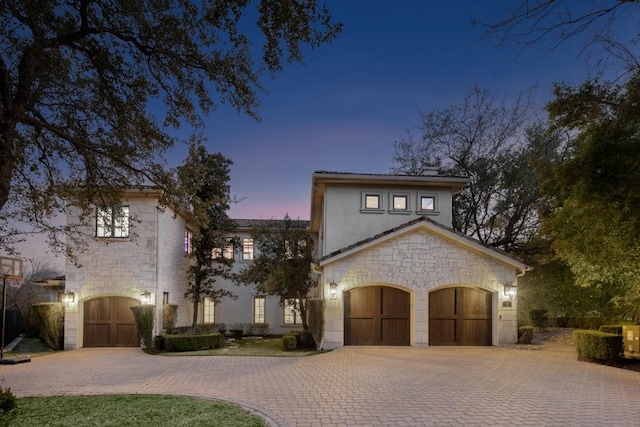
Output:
[[96, 206, 130, 238], [253, 297, 266, 324], [283, 299, 302, 325], [203, 297, 215, 324], [184, 228, 192, 254], [242, 237, 254, 260]]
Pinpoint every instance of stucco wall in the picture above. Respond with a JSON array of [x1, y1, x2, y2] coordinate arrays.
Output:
[[321, 186, 454, 256], [321, 227, 519, 350]]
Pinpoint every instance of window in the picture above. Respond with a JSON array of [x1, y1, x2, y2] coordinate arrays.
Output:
[[283, 299, 302, 325], [418, 194, 437, 212], [203, 297, 215, 324], [184, 228, 192, 254], [390, 193, 410, 212], [96, 206, 129, 238], [242, 237, 254, 260], [212, 239, 234, 260], [163, 292, 169, 305], [361, 191, 383, 212], [253, 297, 266, 324]]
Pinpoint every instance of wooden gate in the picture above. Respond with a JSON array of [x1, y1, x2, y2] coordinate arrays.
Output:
[[84, 297, 140, 347], [344, 286, 410, 345], [429, 287, 492, 346]]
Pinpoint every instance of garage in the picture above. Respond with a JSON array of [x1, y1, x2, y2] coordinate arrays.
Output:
[[429, 287, 492, 346], [84, 297, 140, 347], [344, 286, 410, 345]]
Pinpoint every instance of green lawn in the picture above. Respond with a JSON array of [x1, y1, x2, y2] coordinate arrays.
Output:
[[3, 395, 266, 426]]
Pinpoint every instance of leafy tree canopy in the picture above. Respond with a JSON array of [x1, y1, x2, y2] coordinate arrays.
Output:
[[0, 0, 341, 255], [233, 215, 316, 329], [542, 73, 640, 320]]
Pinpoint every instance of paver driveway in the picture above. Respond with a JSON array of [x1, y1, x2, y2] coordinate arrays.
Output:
[[3, 344, 640, 426]]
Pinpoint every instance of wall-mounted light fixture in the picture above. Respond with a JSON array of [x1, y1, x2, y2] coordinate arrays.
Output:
[[62, 290, 75, 306], [329, 281, 338, 300], [503, 283, 516, 301], [140, 290, 151, 305]]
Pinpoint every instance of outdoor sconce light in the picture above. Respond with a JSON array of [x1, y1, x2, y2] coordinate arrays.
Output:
[[62, 290, 75, 306], [503, 283, 516, 301], [140, 290, 151, 305], [329, 281, 338, 300]]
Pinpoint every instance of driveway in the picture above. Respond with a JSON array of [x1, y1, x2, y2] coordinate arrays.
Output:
[[3, 344, 639, 426]]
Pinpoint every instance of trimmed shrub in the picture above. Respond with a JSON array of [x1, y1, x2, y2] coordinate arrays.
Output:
[[530, 309, 548, 330], [598, 325, 622, 335], [289, 330, 302, 346], [131, 305, 155, 350], [161, 333, 223, 352], [573, 330, 623, 362], [307, 299, 325, 349], [162, 304, 178, 329], [0, 385, 16, 414], [229, 329, 243, 339], [251, 323, 269, 336], [518, 326, 534, 344], [282, 334, 297, 351], [30, 302, 63, 350], [299, 330, 316, 349]]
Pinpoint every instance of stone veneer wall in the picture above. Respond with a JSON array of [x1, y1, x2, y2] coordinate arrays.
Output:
[[321, 228, 519, 350], [63, 196, 189, 349]]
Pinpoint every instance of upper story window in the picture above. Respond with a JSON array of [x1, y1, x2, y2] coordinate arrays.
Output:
[[96, 206, 129, 238], [203, 297, 215, 324], [242, 237, 254, 260], [212, 239, 234, 260], [390, 192, 410, 213], [361, 191, 383, 213], [184, 228, 193, 254], [418, 194, 437, 214]]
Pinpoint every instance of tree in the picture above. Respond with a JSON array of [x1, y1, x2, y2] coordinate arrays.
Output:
[[233, 215, 316, 330], [0, 0, 341, 255], [176, 143, 236, 331], [541, 72, 640, 320], [478, 1, 640, 75], [392, 86, 558, 254]]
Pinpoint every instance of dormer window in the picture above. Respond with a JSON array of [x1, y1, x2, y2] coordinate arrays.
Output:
[[361, 191, 383, 213]]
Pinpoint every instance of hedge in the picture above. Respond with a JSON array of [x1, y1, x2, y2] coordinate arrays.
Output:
[[282, 334, 297, 351], [598, 325, 622, 335], [518, 326, 534, 344], [573, 330, 623, 362], [159, 333, 223, 352]]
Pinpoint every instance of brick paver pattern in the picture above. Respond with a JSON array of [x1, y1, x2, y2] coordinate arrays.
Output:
[[3, 344, 639, 426]]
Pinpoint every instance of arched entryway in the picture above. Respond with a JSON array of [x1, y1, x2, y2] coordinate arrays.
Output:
[[429, 287, 492, 346], [344, 286, 410, 345], [83, 297, 140, 347]]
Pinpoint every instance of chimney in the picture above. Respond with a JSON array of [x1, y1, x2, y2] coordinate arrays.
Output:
[[419, 164, 439, 176]]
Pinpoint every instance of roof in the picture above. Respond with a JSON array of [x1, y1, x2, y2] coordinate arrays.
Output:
[[310, 171, 470, 232], [318, 216, 531, 273]]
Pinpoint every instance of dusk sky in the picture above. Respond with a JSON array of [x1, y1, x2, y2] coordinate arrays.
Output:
[[178, 1, 621, 221]]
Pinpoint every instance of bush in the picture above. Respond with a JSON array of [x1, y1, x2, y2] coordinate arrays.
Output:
[[573, 330, 623, 362], [518, 326, 534, 344], [598, 325, 622, 335], [282, 334, 297, 351], [229, 329, 243, 339], [251, 323, 269, 336], [530, 309, 548, 330], [161, 333, 223, 352], [0, 385, 16, 414], [307, 299, 325, 349], [131, 305, 155, 350], [162, 304, 178, 330], [30, 302, 63, 350], [299, 330, 316, 349]]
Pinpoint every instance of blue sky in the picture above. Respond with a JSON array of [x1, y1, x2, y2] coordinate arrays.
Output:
[[184, 1, 603, 220]]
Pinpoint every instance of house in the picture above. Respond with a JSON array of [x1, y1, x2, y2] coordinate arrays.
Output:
[[61, 169, 530, 350]]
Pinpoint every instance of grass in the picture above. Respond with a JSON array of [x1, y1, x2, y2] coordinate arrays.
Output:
[[2, 394, 267, 426], [163, 335, 323, 357]]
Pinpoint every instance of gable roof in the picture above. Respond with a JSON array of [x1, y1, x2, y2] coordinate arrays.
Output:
[[310, 171, 470, 232], [318, 216, 531, 273]]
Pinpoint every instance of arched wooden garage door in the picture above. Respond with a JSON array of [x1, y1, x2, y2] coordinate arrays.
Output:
[[344, 286, 410, 345], [84, 297, 140, 347], [429, 287, 492, 346]]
